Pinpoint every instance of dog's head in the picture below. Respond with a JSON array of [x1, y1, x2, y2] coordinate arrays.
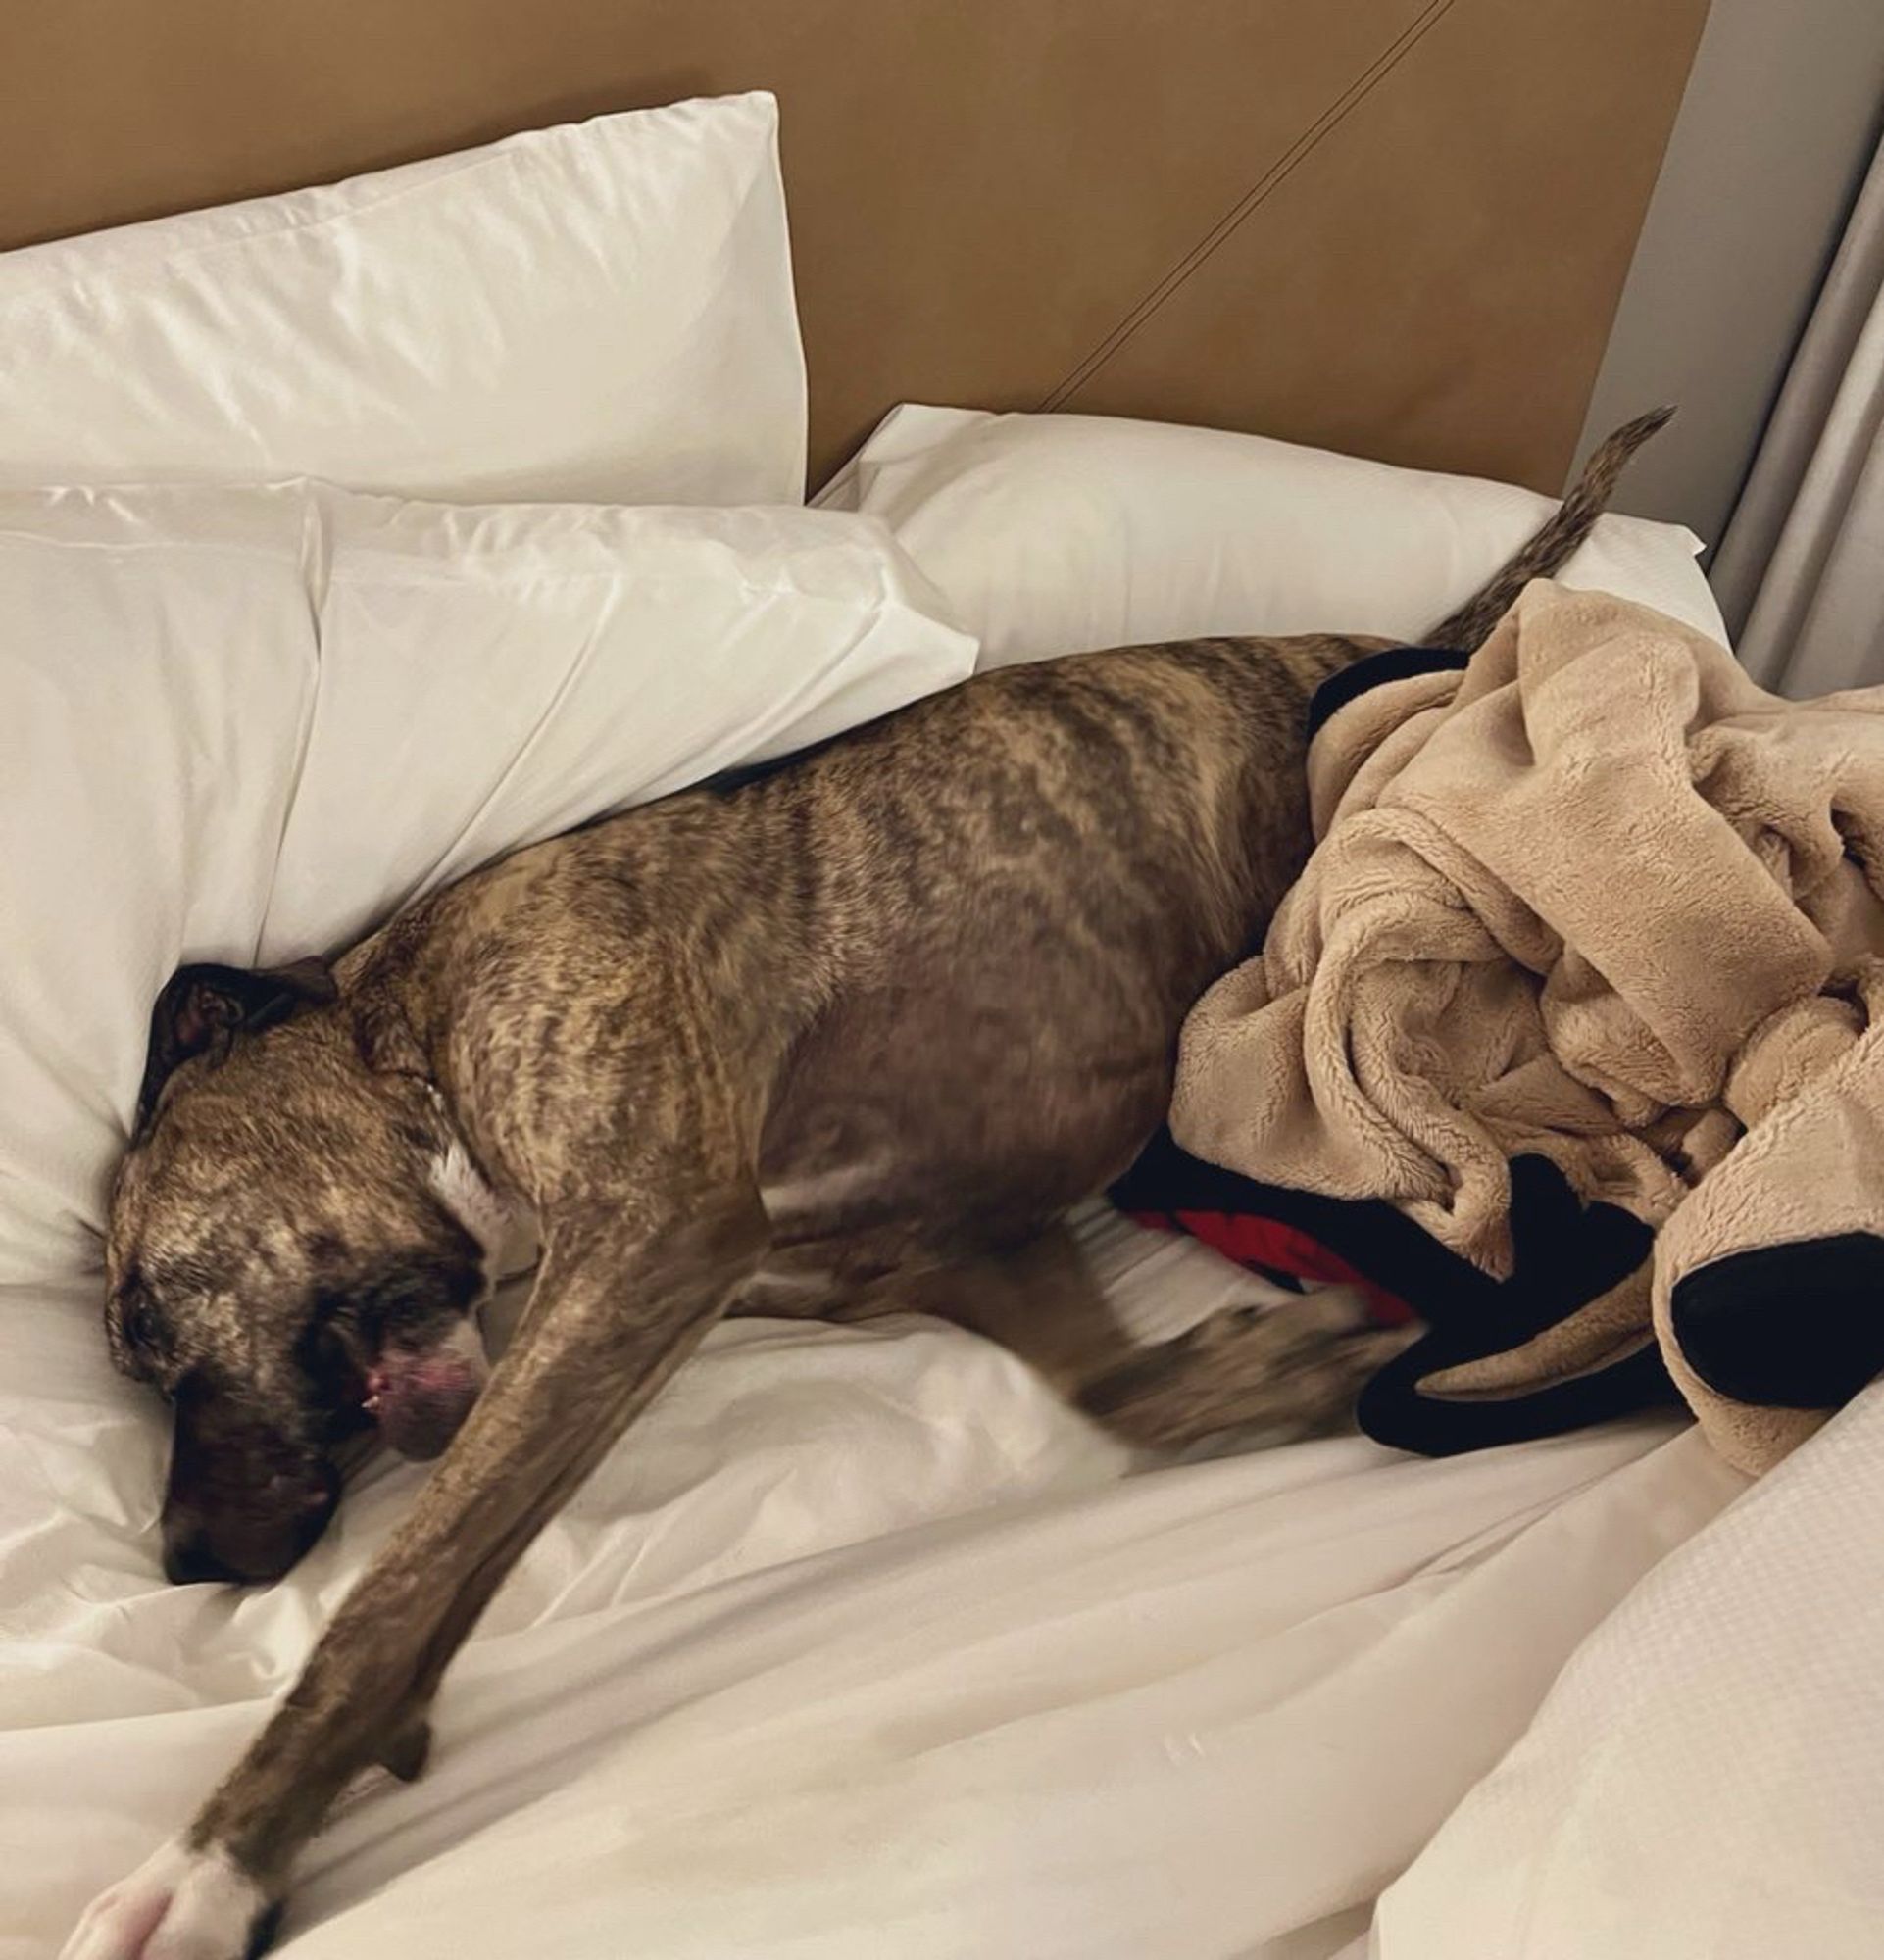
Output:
[[106, 960, 496, 1585]]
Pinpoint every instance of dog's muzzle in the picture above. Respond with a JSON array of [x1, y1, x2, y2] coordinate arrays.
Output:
[[162, 1456, 341, 1586]]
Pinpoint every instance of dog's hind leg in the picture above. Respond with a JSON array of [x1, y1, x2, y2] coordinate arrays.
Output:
[[61, 1173, 768, 1960], [913, 1226, 1413, 1454], [1076, 1291, 1417, 1451]]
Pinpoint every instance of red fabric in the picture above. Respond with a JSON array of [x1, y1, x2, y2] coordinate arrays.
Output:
[[1126, 1207, 1416, 1327]]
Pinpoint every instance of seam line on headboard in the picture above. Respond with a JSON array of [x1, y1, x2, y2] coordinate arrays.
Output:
[[1039, 0, 1458, 414]]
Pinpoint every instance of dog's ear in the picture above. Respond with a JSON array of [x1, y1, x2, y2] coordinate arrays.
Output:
[[135, 957, 337, 1136]]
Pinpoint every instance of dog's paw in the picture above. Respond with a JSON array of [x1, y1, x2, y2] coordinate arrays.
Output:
[[60, 1838, 276, 1960]]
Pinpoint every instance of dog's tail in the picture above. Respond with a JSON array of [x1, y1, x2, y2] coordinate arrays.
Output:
[[1422, 405, 1674, 653]]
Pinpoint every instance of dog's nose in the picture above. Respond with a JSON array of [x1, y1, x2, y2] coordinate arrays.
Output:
[[160, 1470, 339, 1586], [162, 1529, 248, 1587]]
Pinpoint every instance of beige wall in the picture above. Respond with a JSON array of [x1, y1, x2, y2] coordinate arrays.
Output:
[[1574, 0, 1884, 551]]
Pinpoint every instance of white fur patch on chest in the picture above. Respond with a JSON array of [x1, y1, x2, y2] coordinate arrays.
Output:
[[429, 1140, 538, 1280]]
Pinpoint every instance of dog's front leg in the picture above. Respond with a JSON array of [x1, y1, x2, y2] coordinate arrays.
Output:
[[62, 1187, 766, 1960]]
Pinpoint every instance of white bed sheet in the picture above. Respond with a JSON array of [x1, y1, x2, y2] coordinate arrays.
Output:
[[2, 1207, 1745, 1958]]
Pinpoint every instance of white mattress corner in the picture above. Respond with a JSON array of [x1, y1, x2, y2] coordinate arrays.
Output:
[[1379, 1382, 1884, 1960]]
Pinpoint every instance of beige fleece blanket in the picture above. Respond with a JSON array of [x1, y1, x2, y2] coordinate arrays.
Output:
[[1172, 582, 1884, 1466]]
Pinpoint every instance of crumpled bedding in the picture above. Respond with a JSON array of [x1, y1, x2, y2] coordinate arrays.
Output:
[[2, 1207, 1743, 1959]]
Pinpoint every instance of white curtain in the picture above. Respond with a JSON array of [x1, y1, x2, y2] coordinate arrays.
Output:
[[1714, 130, 1884, 695]]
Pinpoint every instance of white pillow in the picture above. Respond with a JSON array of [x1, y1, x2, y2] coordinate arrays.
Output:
[[0, 484, 973, 1282], [0, 93, 805, 505], [818, 405, 1729, 662]]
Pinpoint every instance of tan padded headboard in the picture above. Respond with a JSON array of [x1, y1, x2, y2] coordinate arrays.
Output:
[[4, 1, 1710, 495]]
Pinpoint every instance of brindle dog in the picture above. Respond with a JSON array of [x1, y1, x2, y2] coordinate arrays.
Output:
[[63, 410, 1668, 1960]]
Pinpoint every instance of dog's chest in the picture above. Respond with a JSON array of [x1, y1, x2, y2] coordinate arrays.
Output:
[[430, 1140, 539, 1281]]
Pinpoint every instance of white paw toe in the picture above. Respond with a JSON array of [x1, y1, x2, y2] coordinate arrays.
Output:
[[61, 1838, 272, 1960]]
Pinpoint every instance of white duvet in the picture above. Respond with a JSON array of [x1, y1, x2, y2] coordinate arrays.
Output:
[[4, 1203, 1749, 1957]]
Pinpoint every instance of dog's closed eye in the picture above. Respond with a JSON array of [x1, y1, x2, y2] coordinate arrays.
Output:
[[107, 1271, 171, 1385], [298, 1311, 370, 1407]]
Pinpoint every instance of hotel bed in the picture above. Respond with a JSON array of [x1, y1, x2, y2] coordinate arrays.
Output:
[[15, 15, 1869, 1960]]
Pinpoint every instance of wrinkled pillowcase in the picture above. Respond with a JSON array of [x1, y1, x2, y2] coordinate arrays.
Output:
[[0, 481, 974, 1283], [819, 404, 1729, 663], [0, 91, 807, 505]]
